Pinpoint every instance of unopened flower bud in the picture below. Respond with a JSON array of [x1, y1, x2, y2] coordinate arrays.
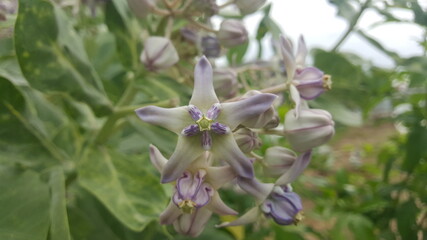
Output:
[[284, 109, 335, 152], [213, 68, 238, 99], [235, 0, 266, 15], [294, 67, 331, 100], [140, 37, 179, 71], [189, 0, 218, 16], [240, 90, 278, 128], [234, 128, 261, 153], [201, 36, 221, 58], [127, 0, 156, 18], [217, 19, 248, 48], [263, 147, 296, 177], [261, 186, 303, 225]]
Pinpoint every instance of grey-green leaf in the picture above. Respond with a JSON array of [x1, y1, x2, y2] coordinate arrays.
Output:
[[78, 147, 167, 231]]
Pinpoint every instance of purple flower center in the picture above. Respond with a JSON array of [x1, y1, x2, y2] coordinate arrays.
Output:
[[182, 104, 230, 150]]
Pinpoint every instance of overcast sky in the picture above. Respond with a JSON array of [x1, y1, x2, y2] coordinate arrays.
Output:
[[242, 0, 425, 68]]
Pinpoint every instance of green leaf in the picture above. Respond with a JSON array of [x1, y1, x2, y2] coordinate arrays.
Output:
[[328, 0, 357, 21], [105, 0, 139, 69], [396, 200, 418, 240], [15, 0, 112, 116], [78, 147, 167, 231], [48, 167, 71, 240], [0, 169, 50, 240]]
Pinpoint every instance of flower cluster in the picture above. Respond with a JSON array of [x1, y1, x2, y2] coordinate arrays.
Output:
[[132, 0, 335, 237]]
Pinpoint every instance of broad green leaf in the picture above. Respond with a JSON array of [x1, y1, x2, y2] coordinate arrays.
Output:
[[15, 0, 112, 116], [396, 200, 418, 240], [78, 147, 167, 231], [0, 169, 50, 240], [328, 0, 358, 21], [48, 167, 71, 240], [105, 0, 140, 69]]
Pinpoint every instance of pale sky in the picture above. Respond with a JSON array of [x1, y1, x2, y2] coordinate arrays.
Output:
[[241, 0, 425, 68]]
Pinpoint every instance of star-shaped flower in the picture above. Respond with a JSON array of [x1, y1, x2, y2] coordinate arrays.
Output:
[[136, 56, 277, 183]]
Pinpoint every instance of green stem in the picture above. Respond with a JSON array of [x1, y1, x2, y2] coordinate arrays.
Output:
[[331, 0, 372, 52]]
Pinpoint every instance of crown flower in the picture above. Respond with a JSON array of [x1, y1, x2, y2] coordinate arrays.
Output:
[[135, 56, 277, 183]]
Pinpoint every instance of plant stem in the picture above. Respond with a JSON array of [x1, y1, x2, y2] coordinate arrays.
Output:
[[331, 0, 372, 52], [187, 18, 218, 33]]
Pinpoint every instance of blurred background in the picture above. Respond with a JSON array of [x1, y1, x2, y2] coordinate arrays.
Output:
[[0, 0, 426, 239]]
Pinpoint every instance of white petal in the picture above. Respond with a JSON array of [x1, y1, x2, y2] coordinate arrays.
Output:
[[135, 106, 191, 134], [237, 177, 274, 202], [189, 56, 219, 112], [207, 192, 238, 215], [210, 134, 254, 179], [159, 201, 182, 225], [289, 84, 301, 117], [295, 35, 307, 67], [205, 166, 236, 189], [149, 144, 167, 173], [280, 35, 296, 82], [220, 93, 277, 130], [216, 207, 260, 227], [275, 150, 312, 186], [161, 136, 204, 183], [174, 207, 212, 237]]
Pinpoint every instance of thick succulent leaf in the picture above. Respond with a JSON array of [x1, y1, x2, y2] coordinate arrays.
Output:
[[15, 0, 112, 116], [0, 168, 50, 240], [78, 147, 168, 231]]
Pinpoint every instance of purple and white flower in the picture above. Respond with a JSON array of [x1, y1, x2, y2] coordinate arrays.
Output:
[[280, 34, 331, 110], [136, 56, 277, 183]]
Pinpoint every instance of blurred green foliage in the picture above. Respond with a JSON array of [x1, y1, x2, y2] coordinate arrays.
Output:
[[0, 0, 426, 239]]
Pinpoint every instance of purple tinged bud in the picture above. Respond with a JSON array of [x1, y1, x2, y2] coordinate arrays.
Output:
[[140, 37, 179, 71], [233, 128, 262, 153], [235, 0, 267, 15], [217, 19, 248, 48], [189, 0, 219, 16], [181, 28, 198, 43], [239, 90, 278, 128], [213, 68, 238, 99], [284, 109, 335, 152], [294, 67, 331, 100], [201, 36, 221, 58], [262, 186, 303, 225], [127, 0, 156, 18], [263, 147, 297, 177]]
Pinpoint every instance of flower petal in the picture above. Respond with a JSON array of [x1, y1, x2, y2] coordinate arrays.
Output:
[[211, 134, 254, 179], [174, 207, 213, 237], [220, 93, 277, 130], [237, 177, 274, 202], [216, 207, 260, 227], [135, 106, 191, 134], [189, 56, 219, 112], [275, 150, 312, 186], [295, 35, 307, 68], [205, 166, 236, 189], [280, 35, 296, 82], [161, 136, 204, 183], [207, 192, 238, 215], [149, 144, 167, 173], [289, 84, 301, 117], [192, 183, 214, 208], [160, 201, 182, 225]]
